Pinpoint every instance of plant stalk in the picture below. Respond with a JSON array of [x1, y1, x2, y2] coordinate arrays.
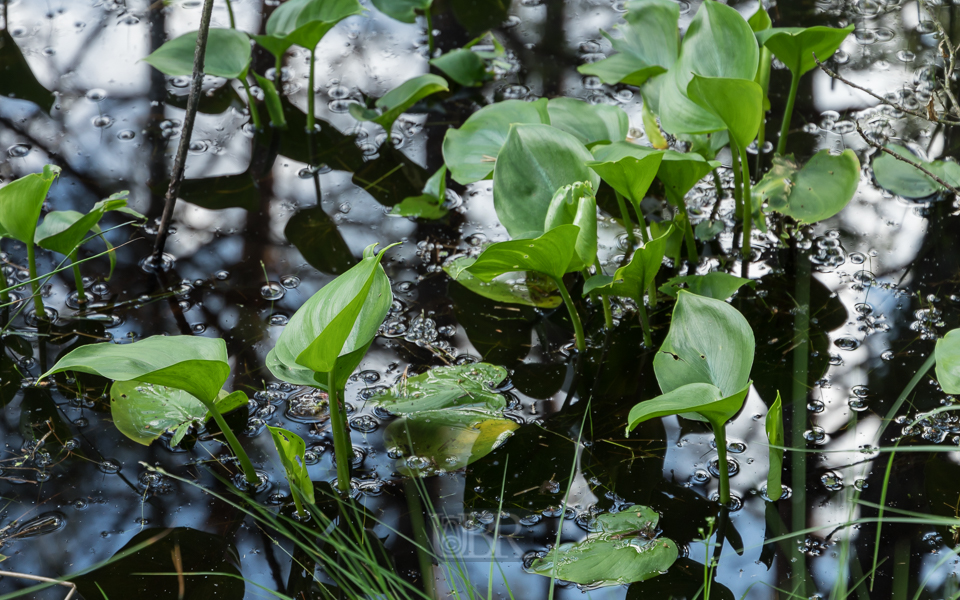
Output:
[[26, 243, 44, 316], [777, 70, 801, 156], [614, 191, 637, 248], [731, 145, 743, 219], [69, 250, 86, 306], [240, 77, 263, 131], [756, 46, 772, 173], [635, 295, 653, 347], [153, 0, 215, 259], [713, 423, 730, 506], [204, 399, 259, 486], [425, 10, 435, 56], [738, 144, 753, 279], [672, 196, 699, 265], [224, 0, 236, 29], [554, 276, 586, 353], [790, 250, 812, 596], [306, 49, 316, 134], [0, 254, 9, 305], [590, 259, 614, 330], [327, 371, 354, 494]]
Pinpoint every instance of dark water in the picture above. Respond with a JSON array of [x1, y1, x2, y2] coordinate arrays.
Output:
[[1, 0, 960, 598]]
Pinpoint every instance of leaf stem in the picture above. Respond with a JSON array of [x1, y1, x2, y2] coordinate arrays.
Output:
[[777, 70, 800, 156], [26, 243, 44, 316], [713, 423, 730, 506], [425, 10, 435, 56], [614, 191, 637, 248], [240, 77, 263, 131], [69, 250, 86, 306], [327, 370, 354, 494], [731, 145, 743, 219], [307, 49, 316, 135], [591, 259, 614, 330], [0, 251, 10, 305], [224, 0, 236, 29], [204, 399, 259, 486], [738, 143, 753, 279], [672, 197, 699, 265], [635, 295, 653, 347], [554, 276, 585, 353], [756, 46, 772, 173]]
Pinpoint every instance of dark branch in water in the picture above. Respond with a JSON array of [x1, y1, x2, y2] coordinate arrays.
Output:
[[855, 121, 960, 197], [814, 54, 960, 126], [152, 0, 215, 259]]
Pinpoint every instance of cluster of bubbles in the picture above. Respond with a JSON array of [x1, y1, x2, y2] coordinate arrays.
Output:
[[895, 408, 960, 444]]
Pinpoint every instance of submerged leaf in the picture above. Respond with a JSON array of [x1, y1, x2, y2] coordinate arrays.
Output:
[[376, 363, 508, 415], [110, 382, 239, 446], [872, 144, 960, 199]]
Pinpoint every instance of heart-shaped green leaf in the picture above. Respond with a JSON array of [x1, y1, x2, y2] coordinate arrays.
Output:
[[492, 124, 599, 238], [444, 256, 562, 309], [546, 98, 628, 145], [686, 75, 763, 151], [627, 381, 750, 431], [441, 99, 549, 184], [658, 0, 759, 136], [465, 224, 580, 283], [0, 165, 60, 245], [255, 0, 364, 57], [588, 142, 665, 210], [430, 48, 488, 87], [267, 426, 316, 505], [583, 225, 671, 300], [143, 28, 251, 79], [267, 243, 393, 390], [754, 149, 860, 224], [577, 0, 679, 86], [370, 0, 431, 23], [935, 329, 960, 395], [657, 150, 720, 204], [654, 290, 755, 398], [529, 508, 678, 586], [659, 272, 754, 300], [349, 74, 448, 134], [755, 25, 853, 77], [44, 335, 230, 403]]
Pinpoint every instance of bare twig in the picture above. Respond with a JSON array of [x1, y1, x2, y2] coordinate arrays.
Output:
[[0, 571, 77, 599], [152, 0, 215, 258], [921, 0, 960, 119], [814, 55, 960, 126], [855, 122, 960, 196]]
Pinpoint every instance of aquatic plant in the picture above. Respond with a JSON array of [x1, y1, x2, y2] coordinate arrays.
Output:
[[268, 426, 315, 518], [349, 74, 449, 138], [267, 243, 396, 493]]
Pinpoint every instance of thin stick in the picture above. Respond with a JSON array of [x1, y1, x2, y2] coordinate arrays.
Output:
[[855, 122, 960, 195], [152, 0, 215, 259], [0, 570, 78, 600], [815, 55, 960, 126]]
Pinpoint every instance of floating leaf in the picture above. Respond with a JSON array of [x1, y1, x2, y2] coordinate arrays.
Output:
[[268, 426, 316, 505], [872, 144, 960, 199], [349, 74, 448, 134], [658, 0, 759, 136], [755, 25, 853, 77], [492, 124, 599, 238], [143, 28, 251, 79], [936, 329, 960, 395], [0, 165, 61, 245], [765, 392, 784, 501], [465, 225, 580, 284], [754, 150, 860, 224], [44, 335, 230, 404], [577, 0, 679, 86], [529, 508, 678, 586], [267, 243, 393, 390], [110, 382, 243, 446], [442, 99, 549, 184], [255, 0, 364, 57], [370, 0, 431, 23], [444, 256, 562, 309], [376, 363, 508, 415], [659, 272, 754, 300], [653, 291, 755, 398]]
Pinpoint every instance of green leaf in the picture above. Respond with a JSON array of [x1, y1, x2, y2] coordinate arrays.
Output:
[[686, 75, 763, 151], [492, 124, 599, 238], [755, 25, 853, 77], [627, 382, 750, 430], [642, 101, 669, 149], [349, 74, 448, 134], [748, 6, 772, 32], [576, 0, 679, 87], [43, 335, 230, 404], [465, 225, 580, 283], [143, 28, 251, 79], [872, 144, 960, 199], [529, 508, 678, 586], [110, 382, 237, 447], [430, 48, 487, 87], [370, 0, 430, 22], [441, 98, 549, 184], [659, 272, 754, 300], [35, 195, 139, 257], [653, 290, 755, 398], [285, 205, 355, 275], [546, 97, 628, 145], [936, 329, 960, 395], [375, 363, 508, 414], [254, 73, 288, 129], [0, 165, 60, 245], [765, 392, 784, 501], [584, 225, 671, 301], [267, 426, 316, 505], [658, 0, 759, 136], [544, 181, 598, 271], [588, 142, 665, 209], [385, 411, 520, 476], [267, 243, 393, 390], [694, 219, 724, 241], [391, 165, 447, 219], [657, 150, 720, 204], [444, 256, 562, 309], [754, 149, 860, 224], [256, 0, 364, 56]]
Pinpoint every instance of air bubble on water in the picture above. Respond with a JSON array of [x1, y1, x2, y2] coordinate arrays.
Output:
[[280, 275, 300, 289], [98, 458, 122, 474], [350, 415, 379, 433], [821, 471, 844, 491], [261, 282, 285, 301], [268, 313, 289, 326], [7, 144, 31, 158], [92, 115, 114, 128], [804, 426, 827, 444], [834, 336, 861, 351]]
